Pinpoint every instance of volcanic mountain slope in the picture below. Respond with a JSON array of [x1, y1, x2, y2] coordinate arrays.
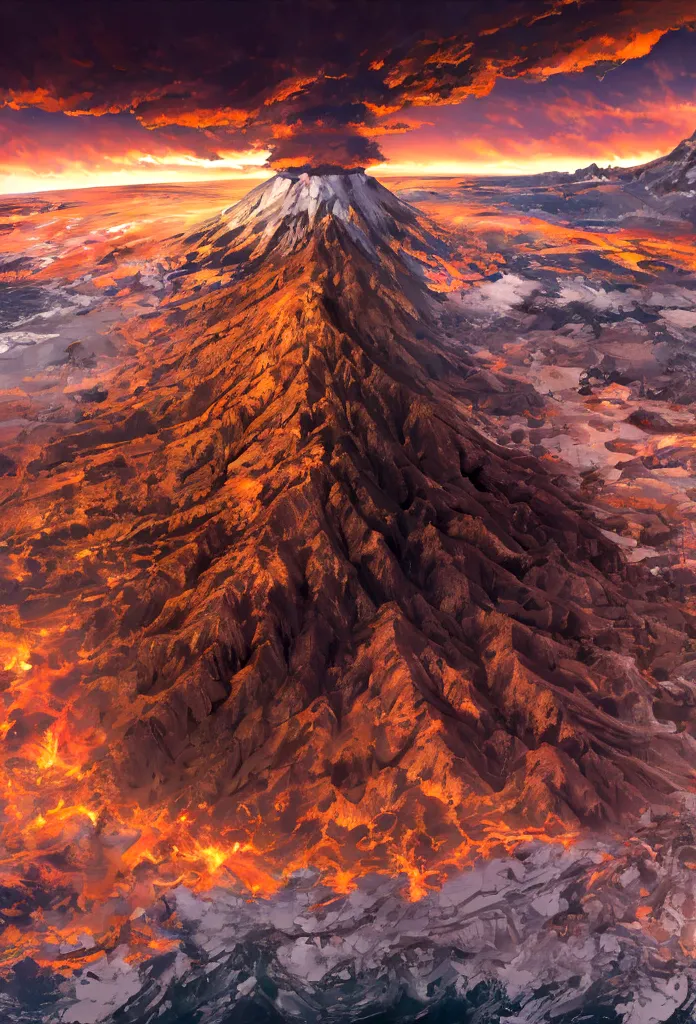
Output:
[[2, 171, 696, 884]]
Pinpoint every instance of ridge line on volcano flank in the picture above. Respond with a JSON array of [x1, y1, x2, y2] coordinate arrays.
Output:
[[6, 171, 696, 884]]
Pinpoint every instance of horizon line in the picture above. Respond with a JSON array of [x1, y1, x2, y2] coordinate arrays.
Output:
[[0, 142, 674, 197]]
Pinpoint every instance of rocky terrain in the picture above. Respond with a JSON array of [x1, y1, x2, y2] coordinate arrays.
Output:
[[4, 818, 696, 1024], [2, 171, 696, 1020]]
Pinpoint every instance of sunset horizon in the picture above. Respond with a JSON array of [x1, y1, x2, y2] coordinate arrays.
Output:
[[0, 143, 682, 196], [3, 4, 696, 195]]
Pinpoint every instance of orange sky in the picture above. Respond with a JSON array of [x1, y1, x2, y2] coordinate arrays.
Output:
[[2, 3, 696, 192]]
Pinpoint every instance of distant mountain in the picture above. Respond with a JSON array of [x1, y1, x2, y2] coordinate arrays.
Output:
[[534, 161, 621, 185], [541, 130, 696, 195]]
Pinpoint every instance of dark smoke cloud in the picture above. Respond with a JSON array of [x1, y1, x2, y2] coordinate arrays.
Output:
[[1, 0, 695, 170], [271, 133, 383, 175]]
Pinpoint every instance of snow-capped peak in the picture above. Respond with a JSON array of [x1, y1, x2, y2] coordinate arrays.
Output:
[[186, 170, 466, 294], [220, 170, 416, 259]]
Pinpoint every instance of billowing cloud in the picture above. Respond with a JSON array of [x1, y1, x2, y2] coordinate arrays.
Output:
[[0, 0, 695, 189], [269, 132, 383, 174], [375, 27, 696, 176], [2, 0, 696, 174]]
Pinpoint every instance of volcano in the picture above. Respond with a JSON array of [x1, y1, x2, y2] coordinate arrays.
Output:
[[2, 170, 695, 908]]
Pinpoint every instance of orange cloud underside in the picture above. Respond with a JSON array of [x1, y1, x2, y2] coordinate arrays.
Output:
[[534, 28, 670, 77], [141, 108, 252, 129]]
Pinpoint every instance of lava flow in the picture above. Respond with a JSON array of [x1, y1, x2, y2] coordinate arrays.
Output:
[[1, 170, 696, 978]]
